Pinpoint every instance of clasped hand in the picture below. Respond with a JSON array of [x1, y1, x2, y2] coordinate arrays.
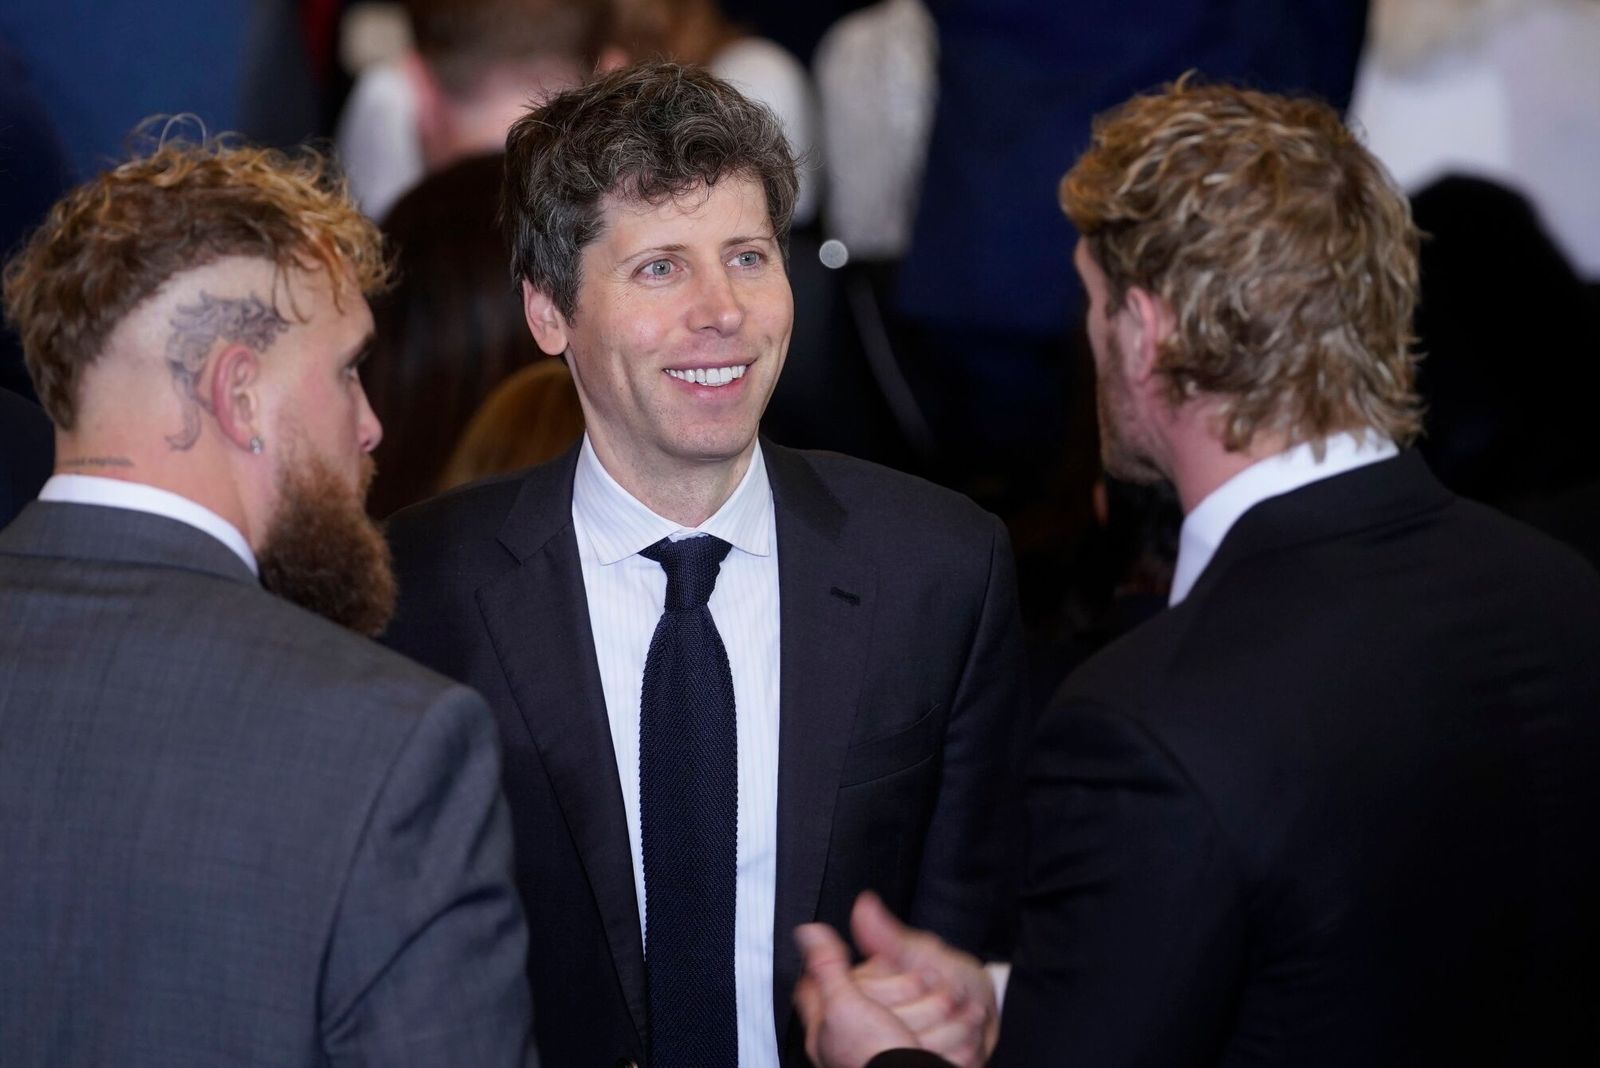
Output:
[[793, 891, 997, 1068]]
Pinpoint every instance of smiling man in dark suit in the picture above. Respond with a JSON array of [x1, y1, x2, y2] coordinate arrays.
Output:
[[382, 62, 1024, 1068], [794, 80, 1600, 1067], [0, 138, 532, 1066]]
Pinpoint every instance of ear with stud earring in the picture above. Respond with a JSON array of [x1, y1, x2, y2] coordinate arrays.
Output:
[[249, 436, 264, 454]]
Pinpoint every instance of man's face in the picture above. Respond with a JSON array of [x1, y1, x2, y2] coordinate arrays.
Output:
[[1075, 240, 1164, 485], [531, 175, 793, 488], [266, 270, 382, 492], [256, 270, 395, 635]]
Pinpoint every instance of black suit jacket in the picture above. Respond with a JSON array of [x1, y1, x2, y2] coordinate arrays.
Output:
[[993, 452, 1600, 1065], [383, 442, 1025, 1066]]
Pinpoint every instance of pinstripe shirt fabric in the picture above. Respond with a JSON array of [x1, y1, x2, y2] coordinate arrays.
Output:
[[571, 436, 782, 1067]]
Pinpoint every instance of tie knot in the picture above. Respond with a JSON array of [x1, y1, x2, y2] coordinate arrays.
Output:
[[641, 535, 732, 609]]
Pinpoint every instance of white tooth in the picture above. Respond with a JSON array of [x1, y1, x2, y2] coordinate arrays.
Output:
[[697, 368, 710, 385], [733, 365, 746, 379], [716, 367, 733, 385]]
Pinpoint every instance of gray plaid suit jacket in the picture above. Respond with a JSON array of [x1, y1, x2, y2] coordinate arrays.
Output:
[[0, 501, 534, 1066]]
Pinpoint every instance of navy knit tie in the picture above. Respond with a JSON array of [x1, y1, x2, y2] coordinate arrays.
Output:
[[639, 534, 738, 1067]]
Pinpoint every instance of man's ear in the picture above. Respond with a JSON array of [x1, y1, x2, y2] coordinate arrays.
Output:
[[522, 280, 572, 357], [209, 343, 263, 453], [1121, 285, 1176, 385]]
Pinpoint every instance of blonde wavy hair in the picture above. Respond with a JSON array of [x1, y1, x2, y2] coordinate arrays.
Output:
[[1061, 79, 1422, 452], [2, 130, 388, 429]]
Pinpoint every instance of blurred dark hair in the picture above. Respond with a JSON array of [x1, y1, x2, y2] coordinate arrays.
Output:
[[405, 0, 608, 96], [438, 358, 584, 491], [365, 153, 541, 517]]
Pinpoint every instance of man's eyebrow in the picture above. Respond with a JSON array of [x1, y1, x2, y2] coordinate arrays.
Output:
[[346, 332, 376, 366], [616, 243, 689, 266], [725, 234, 776, 247]]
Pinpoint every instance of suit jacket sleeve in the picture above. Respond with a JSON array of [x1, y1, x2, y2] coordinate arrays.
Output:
[[319, 684, 535, 1066], [991, 700, 1246, 1066], [865, 1051, 954, 1068], [908, 514, 1028, 957]]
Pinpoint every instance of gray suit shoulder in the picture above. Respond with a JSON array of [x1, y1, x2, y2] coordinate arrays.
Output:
[[211, 576, 487, 735]]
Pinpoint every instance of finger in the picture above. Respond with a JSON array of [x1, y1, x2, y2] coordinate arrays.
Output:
[[885, 989, 957, 1033], [854, 953, 902, 980], [793, 973, 823, 1030], [849, 890, 912, 963], [916, 1018, 985, 1068], [857, 970, 927, 1008], [794, 922, 855, 996]]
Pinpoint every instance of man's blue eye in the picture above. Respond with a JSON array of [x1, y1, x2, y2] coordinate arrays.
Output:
[[643, 260, 673, 277], [732, 251, 761, 267]]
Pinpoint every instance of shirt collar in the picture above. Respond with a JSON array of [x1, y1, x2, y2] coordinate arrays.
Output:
[[1168, 430, 1398, 605], [571, 435, 774, 565], [38, 474, 259, 576]]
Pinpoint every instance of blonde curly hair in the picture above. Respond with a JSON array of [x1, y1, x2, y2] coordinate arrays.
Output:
[[1061, 79, 1422, 452], [2, 131, 388, 430]]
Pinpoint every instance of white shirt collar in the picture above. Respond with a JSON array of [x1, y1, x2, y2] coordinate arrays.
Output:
[[1168, 430, 1398, 605], [38, 474, 259, 576], [571, 435, 774, 564]]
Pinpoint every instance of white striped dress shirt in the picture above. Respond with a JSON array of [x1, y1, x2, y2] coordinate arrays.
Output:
[[571, 436, 782, 1067]]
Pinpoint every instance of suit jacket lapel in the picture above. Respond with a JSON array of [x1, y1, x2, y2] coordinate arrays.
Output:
[[471, 448, 649, 1046], [764, 443, 878, 1043]]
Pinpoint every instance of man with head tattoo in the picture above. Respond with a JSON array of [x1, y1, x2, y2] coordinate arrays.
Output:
[[0, 138, 536, 1065]]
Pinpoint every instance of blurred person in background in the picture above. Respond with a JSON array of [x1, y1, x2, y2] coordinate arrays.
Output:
[[1350, 0, 1600, 280], [353, 0, 607, 515], [363, 153, 545, 516], [337, 0, 605, 220], [0, 388, 52, 527], [437, 358, 586, 492], [898, 0, 1372, 503], [1347, 0, 1600, 567]]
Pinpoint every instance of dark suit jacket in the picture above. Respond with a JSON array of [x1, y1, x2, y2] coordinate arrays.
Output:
[[383, 441, 1025, 1066], [0, 502, 533, 1066], [993, 452, 1600, 1065], [0, 388, 52, 526]]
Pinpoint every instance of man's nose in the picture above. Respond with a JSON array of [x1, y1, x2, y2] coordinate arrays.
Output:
[[356, 386, 383, 453], [690, 268, 744, 335]]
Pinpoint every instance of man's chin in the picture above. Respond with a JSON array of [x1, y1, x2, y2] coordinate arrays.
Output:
[[1100, 444, 1166, 487], [259, 456, 396, 636]]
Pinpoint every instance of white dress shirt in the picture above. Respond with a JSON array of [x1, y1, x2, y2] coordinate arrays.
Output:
[[38, 474, 258, 575], [1169, 431, 1398, 605], [571, 436, 782, 1067]]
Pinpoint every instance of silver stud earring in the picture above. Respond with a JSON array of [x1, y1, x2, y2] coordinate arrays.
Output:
[[249, 436, 264, 454]]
